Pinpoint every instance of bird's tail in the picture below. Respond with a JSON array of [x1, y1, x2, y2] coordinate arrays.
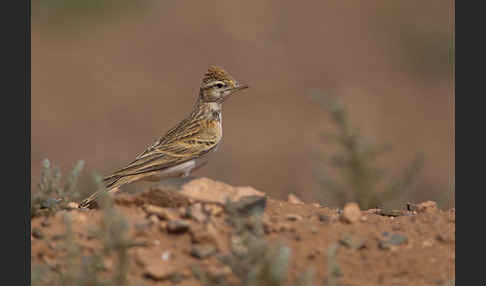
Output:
[[78, 174, 147, 209]]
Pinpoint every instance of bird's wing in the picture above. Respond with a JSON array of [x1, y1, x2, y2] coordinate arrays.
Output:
[[104, 119, 220, 180]]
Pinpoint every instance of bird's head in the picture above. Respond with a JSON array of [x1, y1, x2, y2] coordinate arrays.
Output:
[[199, 66, 248, 103]]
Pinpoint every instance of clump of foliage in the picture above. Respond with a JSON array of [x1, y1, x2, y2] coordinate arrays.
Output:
[[193, 200, 314, 286], [310, 93, 424, 209], [31, 159, 85, 217], [93, 173, 136, 286], [324, 243, 341, 286], [32, 171, 144, 286]]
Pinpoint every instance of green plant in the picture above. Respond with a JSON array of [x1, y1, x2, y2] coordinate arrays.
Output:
[[324, 243, 341, 286], [193, 200, 314, 286], [31, 159, 85, 217], [31, 172, 144, 286], [310, 93, 424, 209]]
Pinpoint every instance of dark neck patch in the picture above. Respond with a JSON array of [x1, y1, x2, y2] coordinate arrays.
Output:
[[212, 111, 221, 121]]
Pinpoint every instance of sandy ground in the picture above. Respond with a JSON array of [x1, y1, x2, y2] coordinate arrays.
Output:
[[31, 178, 455, 286]]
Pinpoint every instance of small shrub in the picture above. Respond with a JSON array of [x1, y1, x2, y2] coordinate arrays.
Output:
[[31, 171, 143, 286], [193, 200, 314, 286], [31, 159, 84, 217], [310, 92, 424, 209], [324, 243, 341, 286]]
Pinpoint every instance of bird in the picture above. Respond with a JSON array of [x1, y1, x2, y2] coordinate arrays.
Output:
[[78, 66, 248, 208]]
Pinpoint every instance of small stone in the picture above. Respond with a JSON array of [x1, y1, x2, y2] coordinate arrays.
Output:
[[159, 221, 167, 231], [406, 202, 417, 212], [340, 202, 361, 224], [134, 220, 151, 231], [143, 204, 178, 221], [318, 214, 330, 222], [41, 220, 51, 228], [206, 265, 231, 278], [148, 214, 160, 224], [233, 195, 267, 216], [286, 214, 303, 221], [422, 239, 433, 247], [288, 194, 304, 204], [310, 226, 319, 234], [190, 244, 216, 259], [204, 204, 224, 216], [180, 178, 265, 204], [378, 233, 408, 250], [377, 209, 405, 217], [436, 233, 454, 243], [277, 222, 295, 232], [177, 207, 186, 217], [186, 203, 207, 222], [339, 235, 366, 250], [416, 201, 438, 213], [161, 250, 171, 261], [167, 220, 190, 234], [189, 223, 227, 252], [103, 258, 114, 271], [32, 227, 44, 239], [230, 235, 247, 256], [261, 214, 273, 234], [145, 264, 179, 281], [41, 198, 62, 209], [66, 202, 79, 209]]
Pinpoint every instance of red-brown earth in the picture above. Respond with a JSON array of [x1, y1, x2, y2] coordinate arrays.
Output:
[[31, 178, 455, 286]]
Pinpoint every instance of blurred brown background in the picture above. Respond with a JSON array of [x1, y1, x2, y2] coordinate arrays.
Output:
[[32, 0, 454, 208]]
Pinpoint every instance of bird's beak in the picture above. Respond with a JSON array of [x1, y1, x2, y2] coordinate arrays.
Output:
[[232, 83, 249, 91], [221, 84, 249, 102]]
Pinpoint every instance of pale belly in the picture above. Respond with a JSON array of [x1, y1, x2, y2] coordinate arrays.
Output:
[[142, 144, 220, 182]]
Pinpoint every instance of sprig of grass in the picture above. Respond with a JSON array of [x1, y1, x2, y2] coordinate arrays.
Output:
[[193, 200, 314, 286], [324, 243, 341, 286], [31, 159, 85, 217], [32, 171, 143, 286], [310, 92, 424, 209]]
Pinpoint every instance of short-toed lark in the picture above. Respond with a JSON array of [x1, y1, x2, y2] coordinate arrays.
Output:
[[79, 66, 248, 208]]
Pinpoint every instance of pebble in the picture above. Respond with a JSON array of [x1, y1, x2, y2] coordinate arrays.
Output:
[[167, 220, 190, 234], [32, 227, 44, 239], [143, 204, 178, 221], [339, 235, 366, 250], [288, 194, 304, 204], [286, 214, 303, 221], [190, 244, 216, 259], [340, 202, 362, 224], [416, 201, 438, 213], [318, 214, 330, 222], [233, 195, 267, 216], [378, 233, 408, 250], [186, 203, 207, 222], [65, 202, 79, 209]]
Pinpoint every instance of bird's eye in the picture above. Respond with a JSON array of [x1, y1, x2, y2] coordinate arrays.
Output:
[[215, 83, 224, 88]]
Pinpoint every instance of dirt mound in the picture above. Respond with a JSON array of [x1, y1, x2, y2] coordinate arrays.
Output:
[[31, 178, 455, 285]]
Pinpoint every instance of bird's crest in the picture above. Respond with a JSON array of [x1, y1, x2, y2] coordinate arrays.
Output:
[[201, 66, 236, 88]]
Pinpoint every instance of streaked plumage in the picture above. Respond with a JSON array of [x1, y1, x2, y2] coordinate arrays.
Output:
[[79, 66, 248, 208]]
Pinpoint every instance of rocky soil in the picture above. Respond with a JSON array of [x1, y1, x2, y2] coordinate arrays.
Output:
[[31, 178, 455, 286]]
